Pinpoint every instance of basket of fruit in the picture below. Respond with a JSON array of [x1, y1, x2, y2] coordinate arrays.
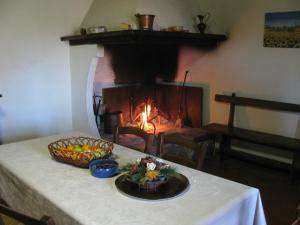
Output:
[[48, 137, 113, 168]]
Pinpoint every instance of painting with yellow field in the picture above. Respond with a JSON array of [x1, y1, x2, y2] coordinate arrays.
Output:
[[264, 11, 300, 48]]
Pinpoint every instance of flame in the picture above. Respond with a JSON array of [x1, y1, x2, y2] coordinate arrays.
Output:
[[141, 104, 151, 130]]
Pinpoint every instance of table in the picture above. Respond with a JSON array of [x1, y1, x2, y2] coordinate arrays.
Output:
[[0, 132, 266, 225]]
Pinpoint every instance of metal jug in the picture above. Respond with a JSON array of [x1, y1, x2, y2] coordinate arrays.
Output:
[[197, 13, 210, 34]]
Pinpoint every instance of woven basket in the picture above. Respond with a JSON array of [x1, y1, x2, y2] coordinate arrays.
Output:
[[48, 137, 113, 168]]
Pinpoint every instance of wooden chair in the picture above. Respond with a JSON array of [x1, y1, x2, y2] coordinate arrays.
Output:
[[113, 126, 151, 153], [157, 133, 209, 170], [292, 205, 300, 225], [0, 203, 55, 225]]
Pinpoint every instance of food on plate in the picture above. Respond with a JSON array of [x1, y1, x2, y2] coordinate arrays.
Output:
[[95, 162, 117, 169]]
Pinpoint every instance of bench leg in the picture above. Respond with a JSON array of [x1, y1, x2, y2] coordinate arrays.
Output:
[[290, 151, 300, 184], [290, 167, 295, 184], [219, 135, 231, 161]]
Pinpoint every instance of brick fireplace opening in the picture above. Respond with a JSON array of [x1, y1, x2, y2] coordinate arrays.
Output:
[[102, 83, 203, 135], [96, 82, 203, 153]]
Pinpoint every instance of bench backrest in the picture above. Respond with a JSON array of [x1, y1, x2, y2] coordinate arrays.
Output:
[[215, 93, 300, 128]]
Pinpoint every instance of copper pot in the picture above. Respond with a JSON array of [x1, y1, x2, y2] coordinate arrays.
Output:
[[135, 14, 155, 30]]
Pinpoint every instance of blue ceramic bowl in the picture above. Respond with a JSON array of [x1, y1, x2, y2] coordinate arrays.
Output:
[[89, 159, 118, 178]]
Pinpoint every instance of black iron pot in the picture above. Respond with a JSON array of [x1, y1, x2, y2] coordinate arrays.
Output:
[[102, 111, 124, 134]]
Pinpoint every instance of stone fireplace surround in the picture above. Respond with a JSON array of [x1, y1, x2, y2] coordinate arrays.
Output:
[[66, 29, 226, 144], [69, 43, 213, 139]]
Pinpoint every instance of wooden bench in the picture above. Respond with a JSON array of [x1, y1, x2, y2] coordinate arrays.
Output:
[[204, 93, 300, 182]]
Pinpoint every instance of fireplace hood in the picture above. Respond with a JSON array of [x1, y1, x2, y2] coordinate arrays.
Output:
[[61, 31, 226, 84], [61, 0, 226, 84]]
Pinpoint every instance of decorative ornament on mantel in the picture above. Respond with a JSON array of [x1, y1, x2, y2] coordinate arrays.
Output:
[[197, 13, 210, 34]]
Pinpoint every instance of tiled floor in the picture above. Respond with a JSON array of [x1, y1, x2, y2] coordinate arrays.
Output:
[[203, 154, 300, 225]]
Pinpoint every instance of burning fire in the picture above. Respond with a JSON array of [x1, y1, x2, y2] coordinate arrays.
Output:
[[126, 98, 177, 134], [141, 104, 151, 130]]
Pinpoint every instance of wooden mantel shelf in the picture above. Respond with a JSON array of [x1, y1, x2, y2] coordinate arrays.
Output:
[[61, 30, 226, 47]]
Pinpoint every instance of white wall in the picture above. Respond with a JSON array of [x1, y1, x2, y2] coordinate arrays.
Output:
[[80, 0, 138, 31], [0, 0, 92, 143], [81, 0, 197, 32], [136, 0, 196, 31], [69, 45, 101, 136], [188, 0, 300, 137], [182, 0, 300, 161]]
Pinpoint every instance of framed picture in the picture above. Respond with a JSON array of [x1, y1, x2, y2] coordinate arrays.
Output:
[[264, 11, 300, 48]]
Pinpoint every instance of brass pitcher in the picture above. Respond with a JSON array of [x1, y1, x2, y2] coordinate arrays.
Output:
[[135, 14, 155, 30]]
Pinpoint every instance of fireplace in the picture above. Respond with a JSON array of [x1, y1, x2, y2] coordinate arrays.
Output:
[[101, 83, 203, 137], [89, 40, 209, 153], [84, 33, 223, 150]]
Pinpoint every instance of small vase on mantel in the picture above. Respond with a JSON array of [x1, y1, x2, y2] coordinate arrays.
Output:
[[197, 13, 210, 34]]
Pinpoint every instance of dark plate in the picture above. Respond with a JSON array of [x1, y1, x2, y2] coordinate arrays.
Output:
[[115, 173, 189, 200]]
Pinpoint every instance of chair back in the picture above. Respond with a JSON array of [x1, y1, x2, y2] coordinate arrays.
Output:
[[0, 203, 55, 225], [292, 205, 300, 225], [158, 133, 208, 170], [113, 126, 151, 153]]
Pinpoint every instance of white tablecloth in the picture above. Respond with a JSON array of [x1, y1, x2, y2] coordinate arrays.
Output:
[[0, 132, 266, 225]]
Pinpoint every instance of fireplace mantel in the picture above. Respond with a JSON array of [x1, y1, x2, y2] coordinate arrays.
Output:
[[61, 30, 226, 47]]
